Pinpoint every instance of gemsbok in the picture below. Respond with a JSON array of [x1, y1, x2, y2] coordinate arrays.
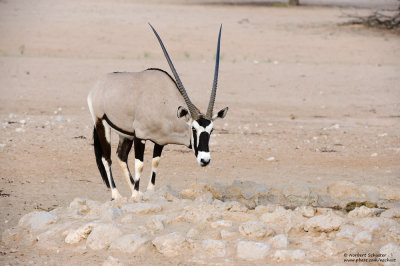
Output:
[[87, 24, 228, 200]]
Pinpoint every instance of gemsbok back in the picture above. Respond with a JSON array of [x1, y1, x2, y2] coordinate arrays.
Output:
[[87, 24, 228, 200]]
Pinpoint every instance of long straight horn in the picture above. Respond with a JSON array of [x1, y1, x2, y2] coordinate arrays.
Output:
[[206, 25, 222, 120], [149, 23, 199, 119]]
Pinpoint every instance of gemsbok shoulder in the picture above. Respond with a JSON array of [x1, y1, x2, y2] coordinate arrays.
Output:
[[87, 24, 228, 200]]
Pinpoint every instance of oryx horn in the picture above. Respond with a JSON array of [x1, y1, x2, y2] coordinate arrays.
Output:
[[149, 23, 199, 119], [206, 24, 222, 120]]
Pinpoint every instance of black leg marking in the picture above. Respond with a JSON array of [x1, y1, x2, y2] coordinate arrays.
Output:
[[117, 137, 135, 186], [94, 120, 116, 189], [133, 136, 145, 192], [151, 143, 164, 186]]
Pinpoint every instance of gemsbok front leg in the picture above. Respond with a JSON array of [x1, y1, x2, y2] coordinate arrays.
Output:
[[147, 143, 164, 191], [93, 120, 122, 200], [116, 136, 136, 197], [133, 136, 145, 198]]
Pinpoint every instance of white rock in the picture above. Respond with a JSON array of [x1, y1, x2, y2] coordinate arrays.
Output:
[[348, 206, 377, 218], [101, 208, 123, 221], [122, 203, 162, 214], [260, 206, 306, 233], [380, 243, 400, 266], [65, 222, 96, 244], [146, 215, 167, 231], [353, 231, 373, 244], [152, 232, 187, 257], [86, 224, 123, 250], [336, 225, 359, 240], [380, 207, 400, 218], [320, 240, 355, 256], [272, 249, 306, 262], [353, 217, 398, 232], [109, 234, 148, 253], [224, 201, 248, 212], [186, 228, 200, 238], [304, 213, 345, 232], [220, 230, 236, 239], [211, 220, 233, 229], [239, 221, 273, 238], [236, 241, 270, 260], [327, 181, 364, 199], [18, 211, 58, 233], [201, 239, 226, 257], [120, 214, 135, 224], [103, 256, 123, 266], [388, 226, 400, 241], [268, 234, 289, 249], [297, 206, 315, 218]]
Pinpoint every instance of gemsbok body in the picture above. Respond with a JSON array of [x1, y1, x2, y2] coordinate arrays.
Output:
[[88, 24, 228, 200]]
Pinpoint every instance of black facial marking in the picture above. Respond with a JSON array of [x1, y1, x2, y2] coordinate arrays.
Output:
[[197, 117, 211, 127], [192, 128, 198, 156], [198, 132, 210, 152]]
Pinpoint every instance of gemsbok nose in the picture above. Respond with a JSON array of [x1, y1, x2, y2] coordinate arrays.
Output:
[[200, 158, 210, 167]]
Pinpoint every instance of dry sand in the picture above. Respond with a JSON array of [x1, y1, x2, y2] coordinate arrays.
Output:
[[0, 0, 399, 264]]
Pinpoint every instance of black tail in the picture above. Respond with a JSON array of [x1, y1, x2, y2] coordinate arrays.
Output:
[[93, 127, 110, 188]]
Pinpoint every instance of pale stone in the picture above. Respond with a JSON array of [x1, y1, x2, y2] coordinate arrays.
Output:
[[380, 207, 400, 218], [327, 181, 364, 199], [65, 222, 96, 244], [101, 208, 123, 221], [152, 232, 187, 257], [239, 221, 274, 238], [182, 205, 222, 223], [388, 226, 400, 241], [86, 224, 123, 250], [283, 184, 318, 206], [380, 243, 400, 266], [353, 231, 373, 244], [336, 225, 359, 240], [224, 201, 248, 212], [297, 206, 315, 218], [304, 213, 345, 232], [272, 249, 306, 262], [211, 220, 233, 229], [348, 206, 377, 218], [103, 256, 123, 266], [220, 230, 236, 239], [186, 228, 200, 238], [260, 206, 307, 233], [381, 186, 400, 201], [120, 214, 135, 224], [109, 234, 148, 253], [201, 239, 226, 257], [254, 205, 270, 214], [18, 211, 58, 233], [194, 191, 214, 204], [146, 215, 167, 231], [320, 240, 355, 256], [236, 241, 270, 260], [268, 234, 289, 249], [122, 203, 162, 214], [353, 217, 398, 232]]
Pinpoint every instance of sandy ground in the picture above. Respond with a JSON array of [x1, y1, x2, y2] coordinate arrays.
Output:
[[0, 0, 399, 264]]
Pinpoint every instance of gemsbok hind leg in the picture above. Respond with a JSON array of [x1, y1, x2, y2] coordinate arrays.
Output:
[[147, 143, 164, 191], [116, 136, 136, 197], [133, 136, 145, 198], [94, 119, 122, 200]]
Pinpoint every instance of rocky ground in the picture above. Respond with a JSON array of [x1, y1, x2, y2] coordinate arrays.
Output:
[[3, 181, 400, 265], [1, 0, 399, 265]]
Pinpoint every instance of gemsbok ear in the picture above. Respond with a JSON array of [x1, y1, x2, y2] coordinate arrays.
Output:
[[212, 107, 228, 121], [177, 106, 190, 120]]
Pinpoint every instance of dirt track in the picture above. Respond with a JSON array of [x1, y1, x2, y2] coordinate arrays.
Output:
[[0, 0, 399, 264]]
